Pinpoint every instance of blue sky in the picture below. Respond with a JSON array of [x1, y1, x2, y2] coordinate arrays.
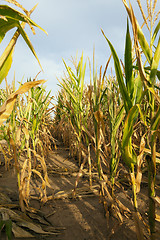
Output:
[[1, 0, 158, 95]]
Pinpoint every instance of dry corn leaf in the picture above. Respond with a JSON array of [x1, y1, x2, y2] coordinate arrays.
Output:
[[94, 110, 103, 124], [27, 212, 50, 225], [0, 207, 25, 222], [22, 126, 29, 140], [0, 193, 12, 204], [17, 220, 56, 235], [155, 214, 160, 222], [0, 207, 57, 235], [136, 136, 145, 193], [151, 196, 160, 205], [132, 211, 144, 240], [0, 80, 46, 126], [20, 159, 28, 182], [12, 222, 34, 238], [30, 148, 52, 189], [16, 127, 21, 145], [115, 198, 131, 214]]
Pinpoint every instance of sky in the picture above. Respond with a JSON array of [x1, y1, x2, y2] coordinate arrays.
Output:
[[1, 0, 158, 96]]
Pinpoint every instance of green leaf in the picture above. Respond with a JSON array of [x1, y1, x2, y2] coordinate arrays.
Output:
[[151, 107, 160, 152], [125, 18, 133, 97], [122, 0, 152, 64], [0, 5, 47, 35], [5, 220, 12, 240], [151, 106, 160, 131], [62, 59, 78, 91], [18, 23, 43, 70], [121, 105, 140, 167], [122, 105, 138, 148], [133, 74, 143, 104], [59, 80, 78, 105], [0, 220, 5, 230], [0, 18, 18, 43], [150, 36, 160, 84], [113, 105, 124, 136], [157, 70, 160, 80], [137, 25, 152, 64], [151, 20, 160, 46], [0, 47, 14, 84], [101, 29, 132, 113]]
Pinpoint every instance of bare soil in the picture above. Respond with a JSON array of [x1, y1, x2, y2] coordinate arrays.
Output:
[[0, 142, 160, 240]]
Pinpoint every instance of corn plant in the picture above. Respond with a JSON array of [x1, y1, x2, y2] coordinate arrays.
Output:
[[101, 0, 160, 238], [104, 76, 124, 195], [122, 1, 160, 238], [0, 219, 12, 240], [0, 0, 49, 213], [0, 1, 47, 83], [52, 0, 160, 238], [85, 51, 113, 180], [58, 53, 88, 165], [3, 79, 53, 206], [102, 21, 141, 214]]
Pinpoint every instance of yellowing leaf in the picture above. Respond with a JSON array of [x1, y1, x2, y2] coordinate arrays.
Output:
[[0, 45, 14, 84], [155, 214, 160, 222], [0, 80, 46, 126], [22, 127, 29, 141], [94, 110, 103, 123], [16, 127, 21, 145]]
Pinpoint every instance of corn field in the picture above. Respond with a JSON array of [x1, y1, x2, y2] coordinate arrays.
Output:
[[54, 1, 160, 239], [0, 0, 160, 239]]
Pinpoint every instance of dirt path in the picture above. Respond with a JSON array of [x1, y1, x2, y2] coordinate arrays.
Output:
[[1, 143, 159, 239], [43, 147, 137, 240]]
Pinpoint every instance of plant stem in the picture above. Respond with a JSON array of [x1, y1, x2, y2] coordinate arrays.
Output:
[[146, 153, 156, 239]]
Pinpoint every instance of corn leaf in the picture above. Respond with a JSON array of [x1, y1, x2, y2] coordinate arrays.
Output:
[[80, 61, 86, 102], [63, 60, 77, 85], [0, 28, 19, 80], [12, 222, 34, 238], [134, 74, 143, 104], [113, 105, 124, 135], [122, 105, 138, 148], [0, 5, 47, 35], [151, 107, 160, 132], [101, 29, 132, 113], [122, 0, 152, 64], [125, 18, 133, 97], [4, 220, 12, 240], [17, 23, 43, 70], [59, 80, 78, 105], [157, 70, 160, 80], [0, 80, 46, 126], [0, 47, 14, 84], [121, 105, 142, 167], [0, 18, 18, 43], [151, 20, 160, 46], [150, 36, 160, 84]]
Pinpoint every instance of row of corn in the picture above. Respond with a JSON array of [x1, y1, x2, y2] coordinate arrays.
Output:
[[54, 1, 160, 239]]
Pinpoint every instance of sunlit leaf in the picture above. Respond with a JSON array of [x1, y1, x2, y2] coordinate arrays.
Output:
[[125, 18, 133, 97], [0, 80, 46, 126], [17, 23, 43, 70], [0, 18, 18, 43], [122, 0, 152, 64], [101, 29, 132, 113], [0, 47, 14, 84], [0, 5, 47, 35]]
